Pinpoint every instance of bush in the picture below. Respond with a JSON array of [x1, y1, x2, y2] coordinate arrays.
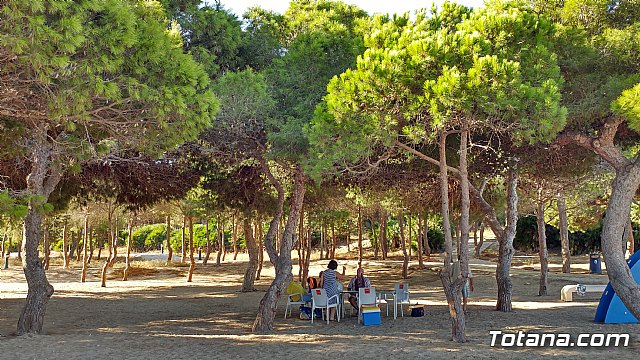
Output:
[[514, 215, 560, 252]]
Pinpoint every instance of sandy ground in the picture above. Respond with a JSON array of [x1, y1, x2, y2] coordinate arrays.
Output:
[[0, 244, 638, 360]]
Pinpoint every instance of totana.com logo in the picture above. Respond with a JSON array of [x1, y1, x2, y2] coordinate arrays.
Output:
[[489, 330, 630, 347]]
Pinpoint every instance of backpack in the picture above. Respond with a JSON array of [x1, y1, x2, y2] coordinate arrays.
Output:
[[299, 306, 323, 320]]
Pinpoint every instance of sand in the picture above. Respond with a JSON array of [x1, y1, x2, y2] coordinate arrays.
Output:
[[0, 246, 638, 360]]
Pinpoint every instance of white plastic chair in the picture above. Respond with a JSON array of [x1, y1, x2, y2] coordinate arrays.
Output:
[[311, 288, 340, 324], [358, 287, 379, 324], [383, 283, 410, 318], [284, 291, 306, 319]]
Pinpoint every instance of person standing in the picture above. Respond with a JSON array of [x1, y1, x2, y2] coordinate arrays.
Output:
[[319, 260, 348, 321]]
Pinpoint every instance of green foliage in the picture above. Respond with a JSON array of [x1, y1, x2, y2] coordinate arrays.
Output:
[[132, 224, 166, 250], [514, 215, 560, 251], [0, 0, 219, 163], [310, 1, 567, 178], [265, 0, 368, 163], [177, 4, 245, 77]]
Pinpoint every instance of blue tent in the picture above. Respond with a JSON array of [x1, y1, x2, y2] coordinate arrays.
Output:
[[594, 251, 640, 323]]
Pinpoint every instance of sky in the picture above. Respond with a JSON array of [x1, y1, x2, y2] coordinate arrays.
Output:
[[218, 0, 486, 18]]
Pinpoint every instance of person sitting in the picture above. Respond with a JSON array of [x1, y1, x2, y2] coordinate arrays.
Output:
[[347, 267, 371, 311], [306, 273, 320, 291]]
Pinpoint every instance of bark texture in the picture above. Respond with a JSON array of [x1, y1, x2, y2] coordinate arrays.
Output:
[[253, 166, 305, 333]]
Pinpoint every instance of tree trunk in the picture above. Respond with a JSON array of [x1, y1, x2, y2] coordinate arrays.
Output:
[[166, 215, 173, 263], [222, 217, 228, 261], [203, 218, 211, 265], [62, 222, 69, 269], [320, 222, 325, 260], [216, 218, 224, 266], [331, 223, 336, 259], [75, 228, 82, 262], [101, 210, 115, 288], [96, 234, 102, 261], [424, 213, 431, 258], [557, 194, 571, 273], [181, 217, 186, 264], [81, 215, 89, 283], [122, 218, 133, 281], [88, 226, 94, 264], [256, 221, 264, 279], [536, 194, 548, 296], [187, 217, 195, 282], [304, 226, 312, 283], [437, 130, 466, 342], [627, 219, 635, 258], [399, 212, 409, 279], [253, 166, 305, 333], [408, 215, 412, 258], [381, 213, 388, 260], [600, 163, 640, 320], [242, 215, 259, 292], [495, 166, 518, 312], [372, 214, 379, 259], [298, 209, 304, 282], [475, 222, 484, 258], [43, 220, 51, 271], [358, 205, 363, 267], [17, 207, 54, 335], [417, 214, 424, 269], [17, 133, 60, 335], [233, 214, 239, 260]]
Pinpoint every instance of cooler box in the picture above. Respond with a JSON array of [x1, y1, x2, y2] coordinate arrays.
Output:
[[361, 305, 381, 326]]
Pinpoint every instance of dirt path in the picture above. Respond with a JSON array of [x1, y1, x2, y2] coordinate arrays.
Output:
[[0, 250, 636, 359]]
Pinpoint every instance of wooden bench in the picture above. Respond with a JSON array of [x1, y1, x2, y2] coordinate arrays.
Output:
[[560, 284, 607, 301]]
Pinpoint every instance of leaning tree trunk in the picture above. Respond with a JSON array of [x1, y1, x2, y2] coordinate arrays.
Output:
[[536, 194, 548, 296], [187, 217, 195, 282], [166, 215, 173, 263], [75, 229, 83, 262], [399, 212, 409, 279], [242, 215, 259, 292], [81, 215, 89, 283], [319, 223, 324, 260], [17, 134, 60, 335], [600, 163, 640, 320], [253, 166, 305, 333], [437, 130, 467, 343], [358, 205, 363, 267]]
